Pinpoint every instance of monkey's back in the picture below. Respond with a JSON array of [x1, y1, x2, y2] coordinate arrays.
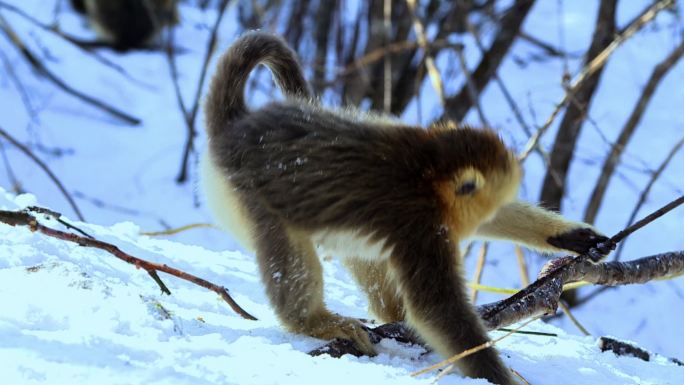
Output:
[[208, 101, 440, 234]]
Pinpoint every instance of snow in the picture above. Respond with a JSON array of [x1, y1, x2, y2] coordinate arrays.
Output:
[[1, 189, 682, 385], [1, 1, 683, 384]]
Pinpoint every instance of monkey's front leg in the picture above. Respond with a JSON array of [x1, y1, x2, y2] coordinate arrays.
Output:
[[391, 233, 513, 385], [476, 201, 614, 259], [251, 211, 375, 356]]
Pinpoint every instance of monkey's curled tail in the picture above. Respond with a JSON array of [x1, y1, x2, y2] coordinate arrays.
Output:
[[204, 31, 311, 139]]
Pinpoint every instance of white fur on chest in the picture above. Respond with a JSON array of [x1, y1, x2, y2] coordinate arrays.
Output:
[[311, 229, 393, 261]]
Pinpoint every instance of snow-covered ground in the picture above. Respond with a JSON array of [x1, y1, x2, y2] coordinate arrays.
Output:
[[1, 1, 683, 384], [2, 189, 682, 385]]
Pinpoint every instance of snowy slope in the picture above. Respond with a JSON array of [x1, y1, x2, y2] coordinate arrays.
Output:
[[1, 189, 682, 385]]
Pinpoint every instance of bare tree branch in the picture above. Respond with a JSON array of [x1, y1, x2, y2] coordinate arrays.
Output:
[[470, 242, 489, 303], [584, 39, 684, 224], [0, 126, 84, 221], [0, 43, 36, 119], [536, 0, 618, 212], [518, 0, 674, 162], [518, 31, 574, 58], [465, 20, 529, 135], [0, 207, 258, 321], [614, 137, 684, 261], [0, 1, 147, 84], [311, 0, 335, 94], [0, 13, 141, 125], [335, 39, 461, 77], [442, 0, 536, 123], [406, 0, 446, 109], [174, 0, 230, 184], [453, 44, 489, 127]]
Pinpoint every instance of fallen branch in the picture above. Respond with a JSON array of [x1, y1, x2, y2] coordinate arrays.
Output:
[[309, 195, 684, 357], [599, 336, 683, 365], [0, 207, 257, 321]]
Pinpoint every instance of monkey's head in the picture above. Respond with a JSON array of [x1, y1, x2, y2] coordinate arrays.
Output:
[[429, 127, 521, 237]]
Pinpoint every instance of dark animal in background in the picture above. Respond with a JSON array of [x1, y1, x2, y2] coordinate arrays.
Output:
[[201, 32, 611, 385], [70, 0, 178, 51]]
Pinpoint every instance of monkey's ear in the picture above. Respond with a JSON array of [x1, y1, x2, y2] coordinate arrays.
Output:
[[454, 167, 485, 196]]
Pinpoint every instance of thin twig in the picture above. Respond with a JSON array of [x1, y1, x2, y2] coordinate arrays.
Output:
[[0, 208, 258, 320], [611, 195, 684, 244], [471, 242, 488, 303], [0, 126, 84, 220], [406, 0, 446, 108], [0, 43, 36, 119], [412, 316, 540, 379], [557, 300, 590, 336], [453, 44, 489, 127], [519, 31, 572, 58], [0, 1, 146, 85], [466, 20, 529, 135], [175, 0, 230, 184], [511, 368, 532, 385], [0, 141, 21, 192], [584, 39, 684, 224], [614, 139, 684, 260], [519, 0, 674, 161], [382, 0, 392, 112], [442, 0, 536, 123], [515, 245, 530, 286], [0, 13, 141, 125], [335, 39, 460, 78], [26, 205, 93, 238], [140, 223, 215, 237]]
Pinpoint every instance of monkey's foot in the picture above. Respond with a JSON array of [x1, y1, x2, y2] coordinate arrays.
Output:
[[304, 313, 377, 357], [547, 227, 614, 260]]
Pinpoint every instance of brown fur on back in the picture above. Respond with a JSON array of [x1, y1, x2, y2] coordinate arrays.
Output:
[[211, 100, 511, 235]]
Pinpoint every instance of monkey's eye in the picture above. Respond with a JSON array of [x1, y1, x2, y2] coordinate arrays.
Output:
[[456, 181, 477, 195]]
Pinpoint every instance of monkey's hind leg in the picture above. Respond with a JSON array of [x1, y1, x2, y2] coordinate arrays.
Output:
[[344, 258, 404, 324], [252, 210, 375, 356]]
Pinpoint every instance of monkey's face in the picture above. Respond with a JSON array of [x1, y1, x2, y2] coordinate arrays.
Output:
[[436, 151, 521, 238]]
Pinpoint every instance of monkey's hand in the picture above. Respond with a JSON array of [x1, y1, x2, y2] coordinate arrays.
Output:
[[547, 227, 615, 261]]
